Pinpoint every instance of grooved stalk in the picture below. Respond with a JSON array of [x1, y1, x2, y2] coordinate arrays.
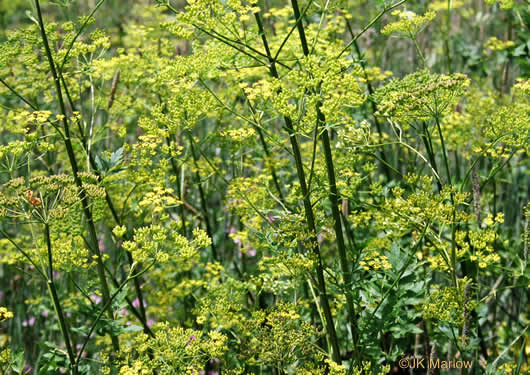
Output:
[[254, 6, 341, 362], [166, 136, 189, 238], [246, 98, 286, 203], [347, 32, 391, 180], [45, 224, 77, 375], [434, 115, 457, 288], [59, 70, 150, 331], [318, 107, 359, 357], [35, 0, 119, 351], [291, 0, 358, 359], [188, 133, 218, 261]]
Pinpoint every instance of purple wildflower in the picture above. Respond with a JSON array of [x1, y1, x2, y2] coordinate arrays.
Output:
[[91, 294, 102, 304], [22, 316, 36, 327], [187, 335, 197, 346]]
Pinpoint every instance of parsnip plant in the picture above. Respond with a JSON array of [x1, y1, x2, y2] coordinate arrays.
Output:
[[0, 0, 528, 374]]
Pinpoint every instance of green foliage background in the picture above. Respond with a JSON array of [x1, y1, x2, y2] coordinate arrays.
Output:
[[0, 0, 528, 374]]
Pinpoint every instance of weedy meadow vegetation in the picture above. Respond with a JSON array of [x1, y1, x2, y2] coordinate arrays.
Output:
[[0, 0, 528, 374]]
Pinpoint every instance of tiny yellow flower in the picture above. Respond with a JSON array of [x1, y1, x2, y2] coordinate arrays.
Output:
[[0, 307, 14, 322]]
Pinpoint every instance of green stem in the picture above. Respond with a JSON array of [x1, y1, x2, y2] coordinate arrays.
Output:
[[163, 2, 274, 69], [434, 117, 452, 185], [103, 262, 154, 337], [244, 94, 286, 204], [166, 136, 188, 237], [58, 0, 106, 71], [273, 0, 313, 61], [75, 261, 154, 365], [412, 37, 427, 68], [188, 133, 218, 261], [188, 134, 274, 225], [254, 4, 341, 362], [45, 224, 77, 375], [421, 121, 442, 192], [58, 65, 149, 330], [434, 115, 457, 287], [445, 0, 453, 72], [291, 0, 361, 360], [319, 109, 359, 358], [0, 229, 47, 280], [337, 0, 408, 59], [347, 27, 391, 181], [0, 77, 38, 109], [35, 0, 119, 351]]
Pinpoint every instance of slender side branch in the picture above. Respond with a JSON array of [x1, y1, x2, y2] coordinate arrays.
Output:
[[188, 133, 218, 261], [45, 224, 77, 375], [254, 4, 341, 362], [290, 0, 359, 360], [35, 0, 119, 351], [337, 0, 408, 59], [0, 77, 38, 110]]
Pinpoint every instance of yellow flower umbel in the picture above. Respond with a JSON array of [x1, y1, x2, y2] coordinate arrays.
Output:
[[351, 361, 391, 375], [0, 307, 13, 323], [381, 10, 436, 38], [422, 278, 476, 326], [373, 70, 470, 123], [117, 322, 228, 374], [485, 36, 515, 51], [484, 0, 515, 10]]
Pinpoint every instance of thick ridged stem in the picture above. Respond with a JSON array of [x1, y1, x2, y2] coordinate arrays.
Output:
[[421, 121, 443, 192], [35, 0, 119, 351], [347, 32, 391, 180], [290, 0, 358, 359], [254, 7, 341, 362], [188, 133, 218, 261], [166, 136, 189, 238], [318, 107, 359, 357], [256, 124, 285, 203], [283, 109, 341, 363], [45, 224, 77, 375], [444, 0, 453, 73], [59, 69, 150, 330], [245, 98, 286, 204], [434, 115, 457, 288], [62, 72, 149, 328]]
